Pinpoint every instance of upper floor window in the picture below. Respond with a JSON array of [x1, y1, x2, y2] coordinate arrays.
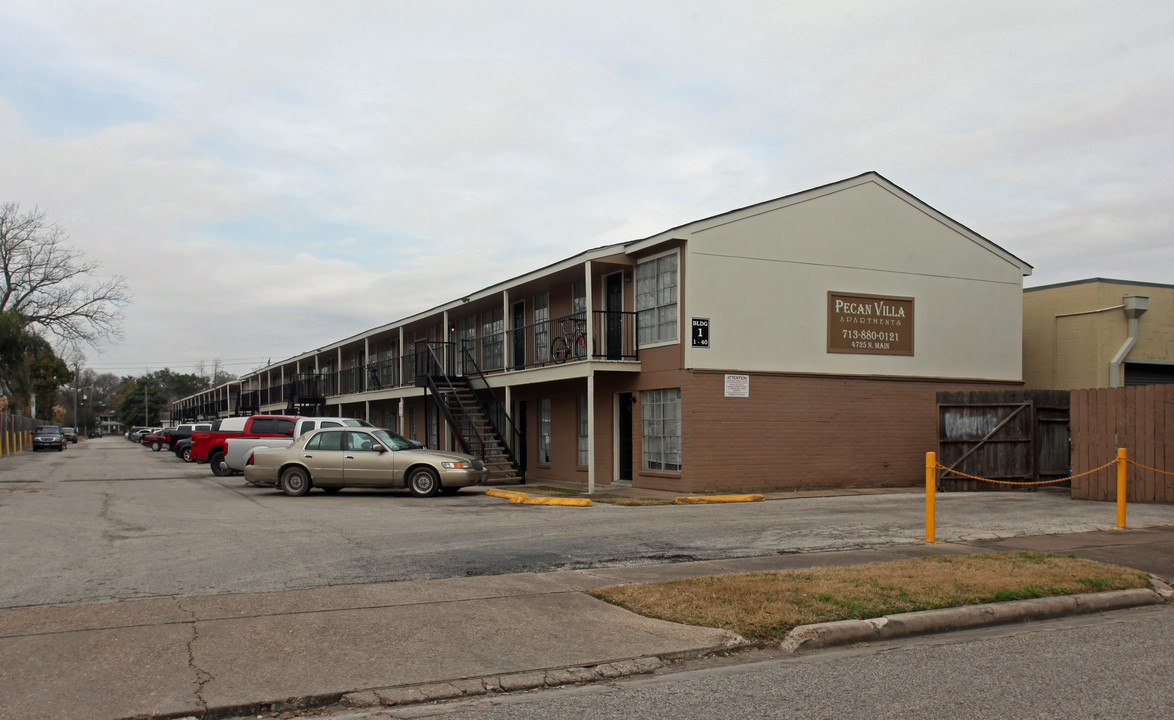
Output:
[[534, 293, 550, 363], [482, 306, 504, 371], [636, 253, 678, 345], [572, 280, 586, 318], [455, 315, 477, 374]]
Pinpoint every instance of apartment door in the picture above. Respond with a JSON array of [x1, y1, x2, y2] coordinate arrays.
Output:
[[616, 392, 633, 481], [605, 273, 623, 360], [513, 301, 526, 370]]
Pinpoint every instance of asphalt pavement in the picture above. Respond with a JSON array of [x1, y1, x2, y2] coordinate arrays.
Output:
[[1, 514, 1171, 720]]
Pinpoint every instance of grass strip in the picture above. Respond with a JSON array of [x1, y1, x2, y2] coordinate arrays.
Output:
[[588, 552, 1150, 643]]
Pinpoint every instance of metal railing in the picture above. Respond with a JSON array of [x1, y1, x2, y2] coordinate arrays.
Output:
[[211, 310, 641, 411]]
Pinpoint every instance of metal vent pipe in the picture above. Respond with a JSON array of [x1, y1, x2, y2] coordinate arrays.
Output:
[[1109, 294, 1149, 388]]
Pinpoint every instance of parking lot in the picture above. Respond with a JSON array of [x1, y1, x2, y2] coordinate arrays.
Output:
[[4, 435, 1174, 609]]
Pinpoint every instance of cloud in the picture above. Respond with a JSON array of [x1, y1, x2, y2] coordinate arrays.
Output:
[[1, 0, 1172, 375]]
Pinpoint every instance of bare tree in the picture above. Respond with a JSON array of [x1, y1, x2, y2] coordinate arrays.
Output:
[[0, 202, 130, 345]]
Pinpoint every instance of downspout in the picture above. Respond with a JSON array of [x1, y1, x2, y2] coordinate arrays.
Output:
[[1109, 295, 1149, 388]]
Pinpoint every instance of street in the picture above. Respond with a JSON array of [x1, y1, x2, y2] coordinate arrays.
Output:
[[4, 436, 1174, 608], [352, 606, 1174, 720]]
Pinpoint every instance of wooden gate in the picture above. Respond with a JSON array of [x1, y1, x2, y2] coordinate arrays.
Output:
[[936, 390, 1070, 491]]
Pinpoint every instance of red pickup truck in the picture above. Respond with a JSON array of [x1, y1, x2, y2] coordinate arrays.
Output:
[[190, 415, 301, 476]]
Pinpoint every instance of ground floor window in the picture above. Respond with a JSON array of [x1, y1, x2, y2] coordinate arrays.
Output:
[[539, 398, 551, 464], [642, 388, 681, 472], [577, 394, 588, 466]]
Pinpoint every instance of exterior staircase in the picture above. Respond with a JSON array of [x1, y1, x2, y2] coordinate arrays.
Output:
[[414, 342, 524, 486], [439, 380, 523, 485]]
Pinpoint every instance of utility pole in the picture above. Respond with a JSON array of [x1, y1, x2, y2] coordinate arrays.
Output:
[[73, 362, 80, 427]]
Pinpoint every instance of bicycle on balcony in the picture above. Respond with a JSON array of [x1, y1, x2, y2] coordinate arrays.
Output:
[[550, 318, 587, 364]]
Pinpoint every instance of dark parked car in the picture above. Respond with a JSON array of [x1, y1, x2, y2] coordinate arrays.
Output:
[[33, 425, 67, 452], [87, 428, 103, 438], [141, 430, 169, 451], [61, 427, 79, 443]]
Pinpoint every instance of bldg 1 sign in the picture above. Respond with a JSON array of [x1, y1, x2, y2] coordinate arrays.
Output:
[[827, 291, 914, 356]]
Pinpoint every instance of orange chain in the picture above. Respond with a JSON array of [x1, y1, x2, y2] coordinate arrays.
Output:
[[934, 459, 1119, 486], [1124, 458, 1174, 477]]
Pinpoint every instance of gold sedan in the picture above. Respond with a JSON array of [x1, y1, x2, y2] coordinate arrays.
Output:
[[244, 427, 487, 497]]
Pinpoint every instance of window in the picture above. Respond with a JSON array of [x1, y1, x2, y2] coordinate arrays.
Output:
[[636, 253, 678, 345], [642, 388, 681, 472], [455, 315, 477, 374], [539, 398, 551, 464], [572, 280, 587, 358], [534, 293, 550, 363], [345, 431, 376, 452], [482, 306, 504, 371], [577, 394, 588, 466], [306, 431, 343, 451]]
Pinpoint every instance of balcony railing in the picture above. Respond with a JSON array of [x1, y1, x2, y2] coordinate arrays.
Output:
[[239, 310, 639, 406]]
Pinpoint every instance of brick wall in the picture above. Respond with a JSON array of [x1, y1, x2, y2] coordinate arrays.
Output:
[[667, 371, 1019, 493]]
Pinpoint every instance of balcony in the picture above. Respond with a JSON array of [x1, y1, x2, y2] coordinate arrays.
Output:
[[294, 310, 640, 401]]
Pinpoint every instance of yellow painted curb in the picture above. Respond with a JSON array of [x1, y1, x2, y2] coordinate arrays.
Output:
[[486, 488, 529, 500], [509, 496, 593, 507], [674, 494, 765, 504]]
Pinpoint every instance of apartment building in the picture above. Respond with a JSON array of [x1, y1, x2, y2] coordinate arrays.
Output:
[[175, 172, 1032, 492]]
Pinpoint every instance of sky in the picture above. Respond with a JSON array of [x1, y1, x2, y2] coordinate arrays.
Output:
[[1, 0, 1171, 379]]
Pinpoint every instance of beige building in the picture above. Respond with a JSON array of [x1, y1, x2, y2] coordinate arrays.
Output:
[[177, 172, 1033, 492], [1023, 279, 1174, 389]]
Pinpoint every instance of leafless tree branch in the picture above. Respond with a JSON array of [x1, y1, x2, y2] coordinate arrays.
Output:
[[0, 202, 130, 345]]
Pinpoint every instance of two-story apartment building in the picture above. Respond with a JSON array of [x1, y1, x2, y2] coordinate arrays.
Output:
[[175, 172, 1032, 493]]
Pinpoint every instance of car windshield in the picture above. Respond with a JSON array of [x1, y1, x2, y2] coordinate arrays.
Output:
[[372, 429, 416, 450], [35, 426, 61, 435]]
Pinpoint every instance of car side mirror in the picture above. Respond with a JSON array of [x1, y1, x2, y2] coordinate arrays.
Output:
[[371, 443, 386, 453]]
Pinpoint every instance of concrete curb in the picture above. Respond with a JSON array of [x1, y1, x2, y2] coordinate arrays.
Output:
[[338, 656, 665, 709], [511, 495, 594, 507], [485, 487, 594, 506], [674, 494, 765, 504], [779, 587, 1165, 654]]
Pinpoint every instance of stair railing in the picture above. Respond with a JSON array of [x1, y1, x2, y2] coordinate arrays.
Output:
[[455, 342, 523, 478], [415, 342, 488, 458]]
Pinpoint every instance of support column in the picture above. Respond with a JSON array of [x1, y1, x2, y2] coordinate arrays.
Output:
[[587, 370, 596, 495]]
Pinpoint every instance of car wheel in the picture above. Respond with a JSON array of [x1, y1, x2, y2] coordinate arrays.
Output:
[[320, 486, 342, 494], [280, 467, 311, 497], [209, 451, 230, 477], [182, 448, 193, 463], [407, 467, 440, 498], [151, 442, 161, 452]]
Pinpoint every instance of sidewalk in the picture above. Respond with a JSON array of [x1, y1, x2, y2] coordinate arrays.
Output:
[[2, 524, 1171, 720]]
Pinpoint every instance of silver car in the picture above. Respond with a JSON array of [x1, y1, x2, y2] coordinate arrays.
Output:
[[243, 427, 487, 497]]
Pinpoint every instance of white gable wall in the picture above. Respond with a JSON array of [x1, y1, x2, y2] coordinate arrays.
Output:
[[681, 176, 1026, 381]]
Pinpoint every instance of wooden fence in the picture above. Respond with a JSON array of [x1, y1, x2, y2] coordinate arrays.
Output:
[[1071, 385, 1173, 502], [936, 390, 1070, 491]]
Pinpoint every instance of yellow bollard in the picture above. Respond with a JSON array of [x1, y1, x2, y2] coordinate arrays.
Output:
[[1116, 447, 1128, 529], [926, 451, 936, 544]]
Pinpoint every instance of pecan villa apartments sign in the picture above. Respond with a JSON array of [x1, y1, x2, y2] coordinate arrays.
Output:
[[827, 291, 914, 356]]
